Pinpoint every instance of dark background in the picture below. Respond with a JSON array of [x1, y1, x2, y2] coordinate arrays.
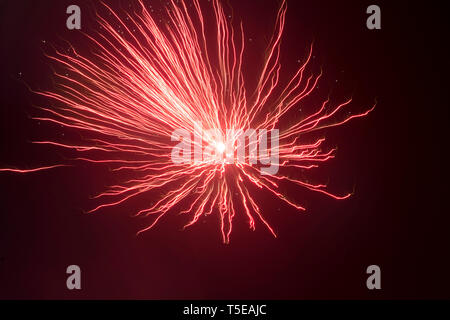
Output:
[[0, 0, 448, 299]]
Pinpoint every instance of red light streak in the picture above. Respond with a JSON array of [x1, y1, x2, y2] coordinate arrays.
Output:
[[3, 0, 374, 243]]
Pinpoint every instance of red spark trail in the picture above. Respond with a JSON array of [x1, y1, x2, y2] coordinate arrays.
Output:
[[3, 0, 374, 243], [0, 165, 69, 173]]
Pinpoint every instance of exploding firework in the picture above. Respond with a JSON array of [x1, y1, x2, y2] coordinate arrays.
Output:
[[4, 0, 374, 243]]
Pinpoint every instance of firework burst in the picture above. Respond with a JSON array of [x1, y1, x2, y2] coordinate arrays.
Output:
[[4, 0, 374, 243]]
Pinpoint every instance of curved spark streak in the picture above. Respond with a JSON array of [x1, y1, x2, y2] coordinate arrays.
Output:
[[0, 165, 69, 173], [6, 0, 374, 243]]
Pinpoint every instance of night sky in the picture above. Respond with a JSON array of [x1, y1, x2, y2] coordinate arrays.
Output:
[[0, 0, 448, 299]]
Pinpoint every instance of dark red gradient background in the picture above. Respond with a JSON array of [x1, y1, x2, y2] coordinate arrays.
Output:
[[0, 0, 448, 299]]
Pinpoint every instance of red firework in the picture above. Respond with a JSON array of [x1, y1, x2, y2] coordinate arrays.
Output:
[[3, 0, 374, 243]]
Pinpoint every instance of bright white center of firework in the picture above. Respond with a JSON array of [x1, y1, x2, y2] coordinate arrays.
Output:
[[216, 142, 226, 153]]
